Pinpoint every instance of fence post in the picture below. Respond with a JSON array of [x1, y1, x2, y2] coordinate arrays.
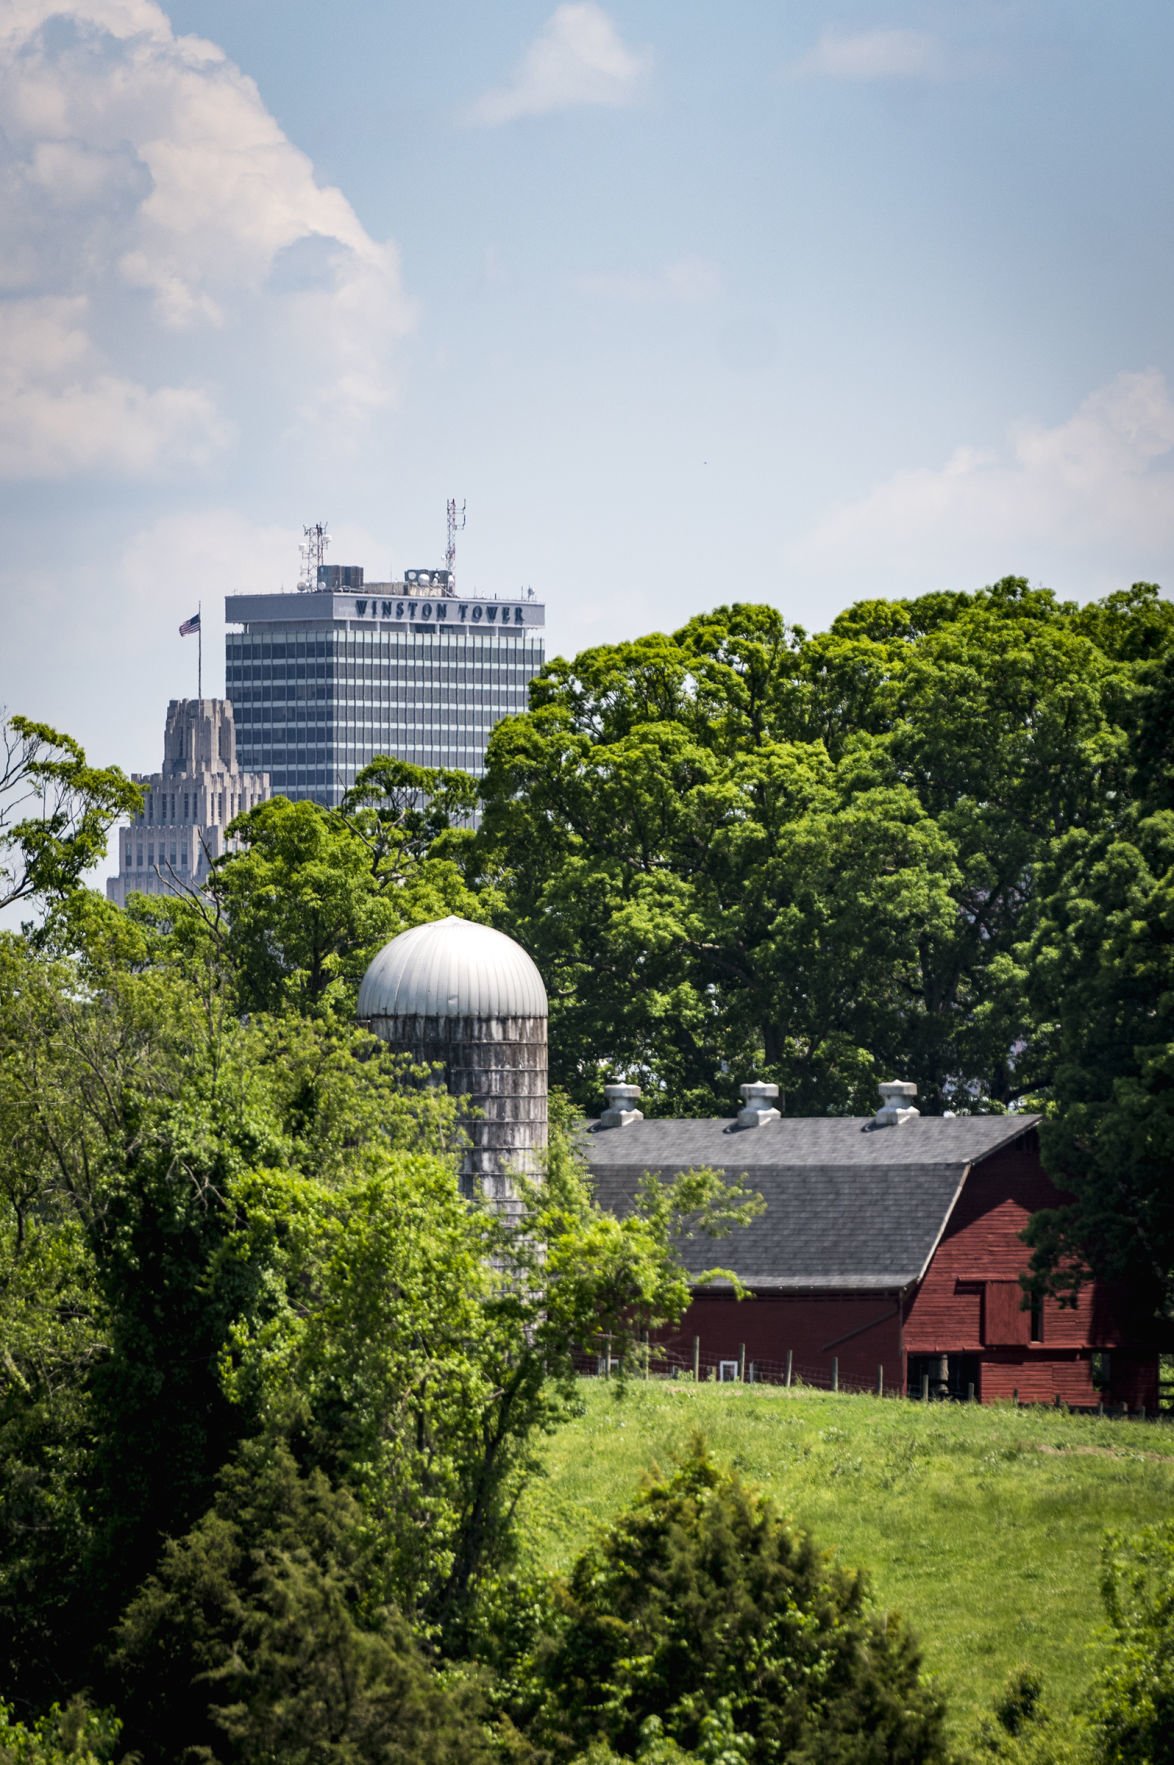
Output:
[[921, 1373, 930, 1403], [739, 1343, 747, 1382], [1054, 1391, 1062, 1409], [785, 1349, 793, 1388], [877, 1364, 884, 1396], [605, 1334, 613, 1378], [1012, 1388, 1019, 1408], [831, 1357, 839, 1393], [967, 1382, 975, 1404], [693, 1336, 701, 1383]]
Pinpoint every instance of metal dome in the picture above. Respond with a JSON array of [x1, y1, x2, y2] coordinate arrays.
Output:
[[357, 916, 548, 1021]]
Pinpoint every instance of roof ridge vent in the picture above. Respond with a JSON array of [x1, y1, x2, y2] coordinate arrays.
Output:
[[601, 1081, 643, 1128], [737, 1080, 780, 1128], [875, 1079, 919, 1128]]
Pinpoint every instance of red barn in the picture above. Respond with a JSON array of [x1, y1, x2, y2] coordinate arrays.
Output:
[[585, 1081, 1157, 1410]]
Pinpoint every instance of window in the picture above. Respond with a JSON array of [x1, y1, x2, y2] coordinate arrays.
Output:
[[1029, 1292, 1044, 1342]]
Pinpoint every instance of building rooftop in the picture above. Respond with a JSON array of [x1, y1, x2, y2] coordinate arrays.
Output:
[[225, 587, 544, 629], [583, 1112, 1040, 1291]]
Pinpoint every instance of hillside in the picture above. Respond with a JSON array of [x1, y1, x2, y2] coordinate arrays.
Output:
[[518, 1380, 1174, 1743]]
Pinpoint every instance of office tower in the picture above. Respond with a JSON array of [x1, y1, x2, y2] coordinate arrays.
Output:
[[106, 698, 269, 906], [224, 563, 545, 806]]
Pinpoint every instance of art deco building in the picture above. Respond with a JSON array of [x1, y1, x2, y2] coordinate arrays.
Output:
[[224, 563, 545, 807], [106, 698, 269, 906]]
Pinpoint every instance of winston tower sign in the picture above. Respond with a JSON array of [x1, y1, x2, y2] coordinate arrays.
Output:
[[225, 568, 545, 807]]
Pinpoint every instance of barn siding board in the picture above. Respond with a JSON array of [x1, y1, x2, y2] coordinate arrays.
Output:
[[663, 1290, 903, 1390], [978, 1353, 1093, 1406]]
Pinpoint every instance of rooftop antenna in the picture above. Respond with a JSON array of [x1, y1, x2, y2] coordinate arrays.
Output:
[[445, 498, 465, 597], [299, 521, 329, 591]]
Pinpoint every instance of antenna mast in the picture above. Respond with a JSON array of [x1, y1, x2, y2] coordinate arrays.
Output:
[[299, 521, 329, 591], [445, 498, 465, 596]]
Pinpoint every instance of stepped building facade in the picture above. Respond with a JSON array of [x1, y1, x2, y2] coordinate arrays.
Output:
[[106, 699, 269, 906]]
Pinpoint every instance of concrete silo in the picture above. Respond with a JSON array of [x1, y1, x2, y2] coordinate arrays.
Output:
[[356, 915, 548, 1205]]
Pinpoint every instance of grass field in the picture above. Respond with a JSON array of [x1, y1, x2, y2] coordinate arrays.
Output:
[[517, 1379, 1174, 1744]]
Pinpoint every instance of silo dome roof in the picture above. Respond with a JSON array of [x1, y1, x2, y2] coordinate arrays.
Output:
[[357, 916, 548, 1021]]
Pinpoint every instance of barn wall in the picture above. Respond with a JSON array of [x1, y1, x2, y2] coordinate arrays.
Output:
[[972, 1350, 1156, 1410], [661, 1289, 903, 1391], [903, 1135, 1158, 1408]]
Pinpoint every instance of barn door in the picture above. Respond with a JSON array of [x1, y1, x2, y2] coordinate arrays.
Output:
[[983, 1281, 1030, 1346]]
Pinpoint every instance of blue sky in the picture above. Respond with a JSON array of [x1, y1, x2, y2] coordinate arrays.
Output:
[[2, 0, 1172, 864]]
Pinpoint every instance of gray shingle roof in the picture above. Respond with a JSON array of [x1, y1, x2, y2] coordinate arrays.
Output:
[[582, 1113, 1039, 1291]]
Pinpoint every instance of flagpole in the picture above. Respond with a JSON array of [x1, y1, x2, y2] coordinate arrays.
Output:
[[198, 600, 202, 701]]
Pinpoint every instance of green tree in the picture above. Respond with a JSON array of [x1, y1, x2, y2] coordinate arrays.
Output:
[[341, 754, 480, 867], [0, 894, 752, 1716], [216, 1115, 753, 1645], [475, 584, 1145, 1115], [522, 1439, 947, 1763], [114, 1444, 493, 1765], [209, 785, 481, 1015], [0, 1697, 122, 1764], [0, 716, 140, 915], [0, 910, 460, 1697], [1086, 1522, 1174, 1764], [972, 1668, 1087, 1763], [569, 1702, 756, 1762], [1023, 652, 1174, 1328]]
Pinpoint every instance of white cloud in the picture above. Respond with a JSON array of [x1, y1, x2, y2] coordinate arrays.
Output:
[[118, 509, 297, 616], [0, 0, 416, 477], [576, 256, 722, 305], [788, 371, 1174, 589], [792, 28, 945, 81], [0, 296, 229, 476], [467, 3, 650, 125], [118, 509, 388, 615]]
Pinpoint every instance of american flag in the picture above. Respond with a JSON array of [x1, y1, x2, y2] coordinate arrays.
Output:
[[179, 611, 201, 636]]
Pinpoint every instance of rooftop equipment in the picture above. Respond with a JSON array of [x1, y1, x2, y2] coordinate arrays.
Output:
[[599, 1082, 644, 1128], [873, 1080, 920, 1128], [737, 1081, 781, 1128]]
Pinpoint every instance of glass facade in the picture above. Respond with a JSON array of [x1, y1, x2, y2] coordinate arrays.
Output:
[[224, 588, 545, 806]]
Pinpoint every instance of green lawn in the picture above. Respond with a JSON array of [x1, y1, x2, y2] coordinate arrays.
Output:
[[517, 1380, 1174, 1745]]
